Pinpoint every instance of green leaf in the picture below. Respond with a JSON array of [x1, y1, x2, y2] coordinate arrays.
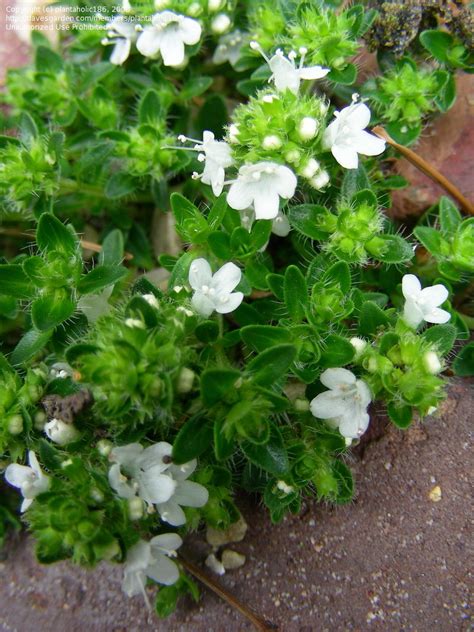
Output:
[[172, 414, 213, 464], [105, 173, 136, 199], [341, 163, 371, 199], [439, 196, 462, 235], [241, 425, 289, 476], [453, 342, 474, 377], [332, 460, 354, 503], [319, 334, 355, 368], [413, 226, 447, 257], [155, 585, 179, 618], [208, 231, 232, 259], [366, 234, 414, 264], [99, 230, 124, 266], [386, 121, 421, 146], [168, 252, 195, 289], [434, 70, 456, 112], [322, 261, 351, 293], [19, 112, 39, 145], [138, 89, 163, 125], [284, 265, 308, 322], [266, 273, 284, 300], [180, 76, 213, 100], [31, 293, 75, 331], [10, 329, 52, 365], [36, 214, 78, 255], [201, 368, 241, 407], [387, 402, 413, 428], [247, 344, 297, 386], [195, 320, 219, 343], [240, 325, 292, 352], [0, 265, 35, 299], [328, 63, 357, 85], [358, 301, 390, 336], [420, 30, 452, 63], [422, 324, 456, 355], [214, 417, 235, 460], [207, 195, 228, 230], [35, 45, 63, 72], [197, 94, 228, 137], [287, 204, 332, 240], [77, 266, 127, 295]]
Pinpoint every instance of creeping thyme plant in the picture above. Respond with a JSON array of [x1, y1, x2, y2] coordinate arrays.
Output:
[[1, 0, 473, 620]]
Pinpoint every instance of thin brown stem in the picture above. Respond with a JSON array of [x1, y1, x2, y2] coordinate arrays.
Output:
[[373, 126, 474, 216], [178, 555, 278, 632], [0, 227, 134, 260]]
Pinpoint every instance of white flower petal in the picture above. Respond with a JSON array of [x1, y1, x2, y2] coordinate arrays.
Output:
[[215, 291, 244, 314], [353, 130, 386, 157], [5, 463, 32, 488], [189, 258, 213, 289], [420, 284, 449, 309], [212, 262, 241, 293], [338, 410, 370, 438], [136, 27, 162, 57], [125, 540, 152, 573], [110, 38, 131, 65], [403, 298, 424, 328], [253, 189, 281, 220], [138, 470, 177, 504], [173, 480, 209, 507], [191, 291, 216, 317], [110, 443, 143, 470], [322, 119, 340, 149], [122, 569, 146, 597], [310, 391, 352, 419], [320, 368, 356, 390], [160, 30, 185, 66], [343, 102, 371, 129], [179, 16, 202, 45], [402, 274, 421, 299], [20, 498, 34, 512], [356, 380, 372, 408], [146, 555, 180, 585], [332, 143, 359, 169], [108, 463, 136, 499], [157, 499, 187, 526], [274, 166, 297, 199], [167, 459, 197, 481], [299, 66, 330, 80], [139, 442, 172, 471], [227, 180, 255, 211], [272, 212, 291, 237], [425, 307, 451, 324], [150, 533, 183, 553]]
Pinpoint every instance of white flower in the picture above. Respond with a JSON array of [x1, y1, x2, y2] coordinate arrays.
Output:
[[49, 362, 73, 379], [108, 442, 178, 505], [180, 131, 233, 196], [136, 11, 201, 67], [101, 16, 138, 66], [310, 368, 372, 439], [213, 30, 246, 67], [402, 274, 450, 328], [227, 161, 297, 220], [44, 418, 80, 445], [122, 534, 182, 600], [211, 13, 231, 35], [5, 451, 50, 512], [323, 101, 386, 169], [250, 42, 329, 95], [189, 258, 244, 318], [109, 442, 208, 526]]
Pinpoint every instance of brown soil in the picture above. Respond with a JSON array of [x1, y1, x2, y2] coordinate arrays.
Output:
[[1, 379, 472, 632]]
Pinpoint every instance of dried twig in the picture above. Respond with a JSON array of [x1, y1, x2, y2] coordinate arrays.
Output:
[[373, 126, 474, 216], [178, 555, 278, 632]]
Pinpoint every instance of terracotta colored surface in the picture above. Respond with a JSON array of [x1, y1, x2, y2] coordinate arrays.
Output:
[[0, 380, 472, 632]]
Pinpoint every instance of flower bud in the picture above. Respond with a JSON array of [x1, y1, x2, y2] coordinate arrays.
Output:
[[142, 293, 159, 309], [188, 2, 202, 15], [211, 14, 231, 34], [90, 488, 105, 503], [45, 418, 80, 445], [310, 171, 329, 189], [301, 158, 320, 179], [34, 411, 47, 430], [128, 497, 144, 520], [285, 149, 301, 164], [228, 124, 240, 143], [294, 398, 310, 412], [423, 351, 442, 375], [298, 117, 319, 140], [97, 439, 113, 457], [177, 367, 195, 394], [8, 414, 23, 435], [276, 480, 294, 494], [350, 337, 367, 358], [262, 134, 282, 150], [208, 0, 223, 11]]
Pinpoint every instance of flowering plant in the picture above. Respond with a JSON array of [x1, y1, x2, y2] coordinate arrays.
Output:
[[0, 0, 473, 623]]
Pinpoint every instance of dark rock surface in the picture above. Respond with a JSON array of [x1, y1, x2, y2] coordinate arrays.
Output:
[[1, 380, 472, 632]]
